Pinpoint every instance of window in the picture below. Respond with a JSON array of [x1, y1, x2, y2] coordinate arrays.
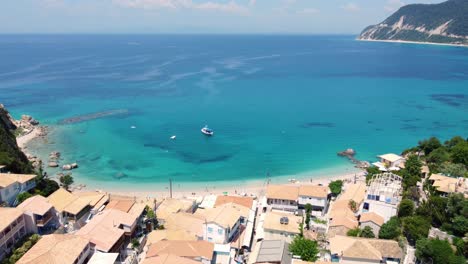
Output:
[[208, 227, 213, 233], [207, 237, 213, 242], [218, 229, 223, 235]]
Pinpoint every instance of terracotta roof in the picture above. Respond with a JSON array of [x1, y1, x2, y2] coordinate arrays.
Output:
[[0, 207, 23, 232], [106, 200, 135, 213], [74, 191, 109, 208], [0, 173, 36, 188], [299, 185, 330, 198], [338, 182, 366, 203], [215, 195, 254, 209], [147, 241, 214, 261], [378, 153, 404, 163], [329, 200, 358, 230], [16, 234, 89, 264], [266, 185, 299, 201], [17, 195, 53, 216], [263, 212, 301, 234], [360, 212, 384, 226], [156, 198, 194, 221], [143, 254, 199, 264], [47, 188, 91, 215], [196, 202, 249, 228], [329, 235, 403, 260], [147, 229, 197, 245], [163, 213, 205, 238], [76, 209, 136, 252]]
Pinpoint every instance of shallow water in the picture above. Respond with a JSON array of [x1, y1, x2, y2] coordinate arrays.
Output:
[[1, 35, 467, 189]]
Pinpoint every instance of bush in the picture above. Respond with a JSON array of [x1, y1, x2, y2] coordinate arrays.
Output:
[[289, 236, 319, 262], [16, 192, 32, 204], [379, 216, 401, 240], [416, 238, 464, 264], [360, 226, 375, 238], [347, 228, 360, 237], [403, 216, 431, 244], [1, 234, 41, 264], [398, 199, 415, 218], [329, 180, 343, 196]]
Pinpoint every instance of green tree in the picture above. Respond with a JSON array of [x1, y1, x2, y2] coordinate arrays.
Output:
[[440, 162, 467, 178], [16, 192, 32, 204], [445, 136, 465, 149], [419, 137, 442, 156], [398, 199, 415, 218], [451, 141, 468, 166], [346, 228, 360, 237], [304, 204, 312, 230], [360, 226, 375, 238], [427, 147, 451, 165], [131, 238, 140, 250], [378, 216, 401, 240], [403, 216, 431, 244], [329, 180, 343, 196], [416, 238, 463, 264], [405, 154, 423, 177], [289, 236, 319, 262], [33, 178, 59, 197], [59, 174, 74, 190], [452, 215, 468, 237], [348, 200, 358, 213]]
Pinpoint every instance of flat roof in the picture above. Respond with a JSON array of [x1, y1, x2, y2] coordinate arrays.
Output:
[[215, 195, 254, 209], [378, 153, 404, 163], [263, 211, 301, 234], [87, 252, 119, 264]]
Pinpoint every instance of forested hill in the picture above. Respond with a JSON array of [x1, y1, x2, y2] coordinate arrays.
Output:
[[359, 0, 468, 45], [0, 105, 32, 174]]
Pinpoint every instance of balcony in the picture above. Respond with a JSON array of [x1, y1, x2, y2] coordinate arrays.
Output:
[[36, 212, 54, 227]]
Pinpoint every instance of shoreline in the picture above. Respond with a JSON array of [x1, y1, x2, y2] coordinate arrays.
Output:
[[358, 38, 468, 48]]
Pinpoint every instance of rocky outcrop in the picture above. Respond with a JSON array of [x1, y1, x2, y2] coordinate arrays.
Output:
[[359, 0, 468, 45], [337, 148, 370, 169]]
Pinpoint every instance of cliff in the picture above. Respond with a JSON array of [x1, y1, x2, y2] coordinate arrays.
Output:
[[0, 105, 33, 173], [359, 0, 468, 45]]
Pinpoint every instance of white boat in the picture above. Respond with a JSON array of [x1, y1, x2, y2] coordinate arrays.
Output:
[[170, 135, 176, 140], [201, 126, 214, 136]]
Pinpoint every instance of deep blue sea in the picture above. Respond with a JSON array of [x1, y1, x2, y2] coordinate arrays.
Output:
[[0, 35, 467, 190]]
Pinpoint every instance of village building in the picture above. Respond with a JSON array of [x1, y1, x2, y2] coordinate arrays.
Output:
[[372, 153, 405, 171], [146, 240, 215, 264], [251, 240, 292, 264], [196, 202, 250, 244], [0, 208, 28, 261], [16, 234, 91, 264], [143, 254, 200, 264], [362, 173, 402, 221], [266, 184, 330, 215], [17, 195, 59, 234], [298, 185, 330, 216], [329, 235, 403, 263], [156, 198, 197, 225], [359, 212, 385, 236], [262, 211, 301, 243], [0, 173, 36, 206], [429, 173, 468, 197]]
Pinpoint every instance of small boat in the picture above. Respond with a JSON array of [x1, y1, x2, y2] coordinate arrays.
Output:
[[170, 135, 176, 140], [201, 125, 214, 136], [130, 125, 136, 129]]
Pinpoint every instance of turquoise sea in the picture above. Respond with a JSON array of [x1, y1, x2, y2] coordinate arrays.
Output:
[[0, 35, 467, 191]]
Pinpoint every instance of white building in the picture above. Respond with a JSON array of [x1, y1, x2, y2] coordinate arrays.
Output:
[[197, 203, 250, 244], [359, 212, 384, 236], [0, 208, 28, 261], [372, 153, 405, 171], [0, 173, 36, 206], [17, 195, 59, 234], [362, 173, 402, 222], [266, 185, 299, 212], [262, 211, 302, 243], [298, 185, 330, 216]]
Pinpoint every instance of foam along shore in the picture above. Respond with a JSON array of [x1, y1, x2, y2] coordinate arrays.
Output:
[[358, 38, 468, 48], [74, 170, 365, 201]]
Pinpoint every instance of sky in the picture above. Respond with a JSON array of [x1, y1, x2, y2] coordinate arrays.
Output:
[[0, 0, 444, 34]]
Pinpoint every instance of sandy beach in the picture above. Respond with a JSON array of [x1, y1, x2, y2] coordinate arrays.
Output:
[[16, 126, 43, 150], [75, 170, 366, 201], [358, 38, 468, 48]]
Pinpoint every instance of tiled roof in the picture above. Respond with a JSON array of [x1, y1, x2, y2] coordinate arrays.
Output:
[[0, 207, 23, 232], [143, 254, 199, 264], [196, 202, 249, 228], [105, 200, 135, 213], [360, 212, 384, 226], [17, 195, 53, 216], [298, 185, 330, 198], [0, 173, 36, 188], [147, 241, 214, 261], [266, 185, 299, 201], [329, 235, 403, 260], [214, 195, 254, 209], [16, 234, 89, 264]]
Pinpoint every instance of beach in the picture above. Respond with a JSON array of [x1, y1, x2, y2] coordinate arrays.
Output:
[[358, 38, 468, 48]]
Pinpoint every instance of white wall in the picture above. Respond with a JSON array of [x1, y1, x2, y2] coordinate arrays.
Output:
[[298, 196, 326, 208], [360, 221, 380, 237], [365, 201, 397, 222], [203, 223, 228, 244]]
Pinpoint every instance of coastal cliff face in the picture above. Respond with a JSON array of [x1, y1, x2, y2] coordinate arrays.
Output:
[[0, 105, 33, 173], [359, 0, 468, 45]]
